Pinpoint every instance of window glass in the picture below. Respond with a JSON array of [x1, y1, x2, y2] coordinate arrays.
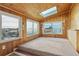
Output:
[[27, 19, 39, 36], [2, 15, 20, 39], [34, 22, 39, 34], [43, 21, 63, 34], [43, 23, 52, 34], [52, 22, 63, 34], [27, 20, 33, 35], [0, 11, 21, 40], [2, 15, 19, 28]]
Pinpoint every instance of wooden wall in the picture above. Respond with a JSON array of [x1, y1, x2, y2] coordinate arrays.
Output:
[[77, 31, 79, 52], [0, 5, 40, 56], [0, 4, 76, 55], [67, 4, 79, 52], [40, 11, 71, 38]]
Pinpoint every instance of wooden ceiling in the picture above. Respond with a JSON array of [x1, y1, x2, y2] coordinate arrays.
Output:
[[0, 3, 72, 21]]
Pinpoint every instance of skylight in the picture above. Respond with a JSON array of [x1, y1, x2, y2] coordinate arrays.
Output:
[[40, 6, 57, 17]]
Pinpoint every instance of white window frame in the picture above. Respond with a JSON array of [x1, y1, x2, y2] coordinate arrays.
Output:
[[0, 11, 22, 40]]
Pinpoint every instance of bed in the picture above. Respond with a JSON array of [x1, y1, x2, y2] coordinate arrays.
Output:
[[17, 37, 78, 56]]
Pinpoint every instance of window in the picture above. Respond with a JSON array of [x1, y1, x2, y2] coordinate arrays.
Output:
[[43, 21, 63, 34], [27, 20, 33, 35], [2, 15, 19, 28], [40, 6, 57, 17], [52, 22, 63, 34], [43, 23, 52, 34], [0, 11, 21, 40], [34, 22, 39, 34], [27, 19, 39, 36]]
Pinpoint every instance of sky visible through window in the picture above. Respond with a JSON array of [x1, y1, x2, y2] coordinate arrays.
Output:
[[27, 20, 39, 36], [40, 6, 57, 17], [2, 15, 19, 28], [43, 22, 63, 34], [27, 21, 33, 35]]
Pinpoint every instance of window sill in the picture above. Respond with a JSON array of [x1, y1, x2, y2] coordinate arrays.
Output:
[[27, 33, 39, 37], [0, 37, 21, 43]]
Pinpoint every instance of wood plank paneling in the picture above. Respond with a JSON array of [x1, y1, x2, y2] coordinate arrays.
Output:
[[40, 11, 71, 38], [69, 4, 79, 52], [0, 3, 72, 21], [0, 3, 77, 55], [0, 5, 40, 56], [0, 41, 13, 55], [77, 31, 79, 52]]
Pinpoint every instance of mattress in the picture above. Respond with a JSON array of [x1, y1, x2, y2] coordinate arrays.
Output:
[[17, 37, 78, 56]]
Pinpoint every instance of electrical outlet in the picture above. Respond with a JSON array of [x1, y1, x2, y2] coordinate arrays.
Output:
[[2, 45, 6, 50]]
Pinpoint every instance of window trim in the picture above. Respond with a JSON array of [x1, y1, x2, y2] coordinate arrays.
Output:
[[0, 11, 22, 40]]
